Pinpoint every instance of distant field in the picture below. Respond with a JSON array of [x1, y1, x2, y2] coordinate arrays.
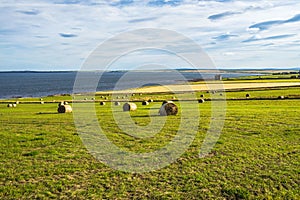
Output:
[[0, 84, 299, 199]]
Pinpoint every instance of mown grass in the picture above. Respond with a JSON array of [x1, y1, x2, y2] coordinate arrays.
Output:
[[0, 88, 299, 199]]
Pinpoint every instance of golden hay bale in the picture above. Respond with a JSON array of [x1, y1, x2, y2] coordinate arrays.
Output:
[[58, 105, 72, 113], [148, 99, 154, 103], [159, 102, 178, 116], [114, 102, 121, 106], [278, 96, 285, 99], [100, 102, 106, 105], [123, 103, 137, 111], [142, 101, 149, 106], [105, 97, 108, 100], [7, 104, 13, 108], [162, 100, 173, 106], [15, 101, 19, 104], [12, 104, 17, 107], [58, 101, 64, 107], [64, 101, 69, 105], [40, 98, 43, 101], [198, 99, 205, 103], [40, 101, 44, 104]]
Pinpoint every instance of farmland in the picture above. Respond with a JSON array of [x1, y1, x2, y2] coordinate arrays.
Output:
[[0, 79, 300, 199]]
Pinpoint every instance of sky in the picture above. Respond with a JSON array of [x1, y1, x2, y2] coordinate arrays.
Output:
[[1, 0, 300, 71]]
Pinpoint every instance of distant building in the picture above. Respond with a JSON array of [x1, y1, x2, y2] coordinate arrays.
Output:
[[215, 74, 222, 80]]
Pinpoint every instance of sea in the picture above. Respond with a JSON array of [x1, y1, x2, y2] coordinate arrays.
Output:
[[0, 71, 261, 99]]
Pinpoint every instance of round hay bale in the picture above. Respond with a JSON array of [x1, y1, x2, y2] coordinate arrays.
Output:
[[198, 99, 205, 103], [40, 101, 44, 104], [246, 93, 250, 98], [162, 100, 173, 106], [91, 97, 95, 100], [58, 101, 64, 107], [200, 94, 204, 98], [116, 96, 120, 99], [15, 101, 19, 104], [100, 96, 104, 98], [7, 104, 13, 108], [159, 102, 178, 116], [12, 104, 17, 107], [84, 98, 88, 101], [142, 101, 149, 106], [131, 94, 135, 96], [123, 103, 137, 111], [58, 105, 72, 113], [100, 102, 106, 105], [64, 101, 69, 105], [114, 102, 120, 106], [172, 96, 176, 100], [278, 95, 285, 99], [40, 98, 43, 101], [105, 97, 108, 100], [148, 99, 154, 103]]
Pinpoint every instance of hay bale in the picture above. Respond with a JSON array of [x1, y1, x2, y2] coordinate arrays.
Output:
[[114, 102, 120, 106], [64, 101, 69, 105], [100, 102, 106, 105], [15, 101, 19, 104], [159, 102, 178, 116], [148, 99, 154, 103], [12, 104, 17, 107], [142, 101, 149, 105], [246, 93, 250, 98], [198, 99, 205, 103], [40, 98, 43, 101], [123, 103, 137, 111], [100, 96, 104, 98], [104, 97, 108, 100], [58, 105, 72, 113], [278, 96, 285, 99], [131, 94, 135, 96], [91, 97, 95, 100], [162, 100, 173, 106], [172, 96, 176, 100], [84, 98, 88, 100], [58, 101, 64, 106], [7, 104, 13, 108], [40, 101, 44, 104]]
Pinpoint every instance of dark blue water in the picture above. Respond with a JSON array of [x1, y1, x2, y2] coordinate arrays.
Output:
[[0, 71, 260, 99]]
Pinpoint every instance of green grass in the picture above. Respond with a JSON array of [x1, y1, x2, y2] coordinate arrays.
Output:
[[0, 88, 299, 199]]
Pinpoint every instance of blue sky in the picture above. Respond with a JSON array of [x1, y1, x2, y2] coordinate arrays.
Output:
[[1, 0, 300, 71]]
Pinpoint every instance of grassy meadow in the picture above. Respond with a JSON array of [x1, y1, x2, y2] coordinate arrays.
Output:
[[0, 80, 300, 199]]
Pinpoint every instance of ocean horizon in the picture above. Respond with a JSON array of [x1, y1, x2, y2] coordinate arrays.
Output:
[[0, 70, 262, 99]]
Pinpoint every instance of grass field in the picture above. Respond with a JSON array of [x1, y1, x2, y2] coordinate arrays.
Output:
[[1, 83, 300, 199]]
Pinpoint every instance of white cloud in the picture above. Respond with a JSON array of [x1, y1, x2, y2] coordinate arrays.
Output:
[[0, 0, 300, 70]]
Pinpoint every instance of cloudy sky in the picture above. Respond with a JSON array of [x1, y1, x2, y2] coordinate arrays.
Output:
[[1, 0, 300, 71]]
